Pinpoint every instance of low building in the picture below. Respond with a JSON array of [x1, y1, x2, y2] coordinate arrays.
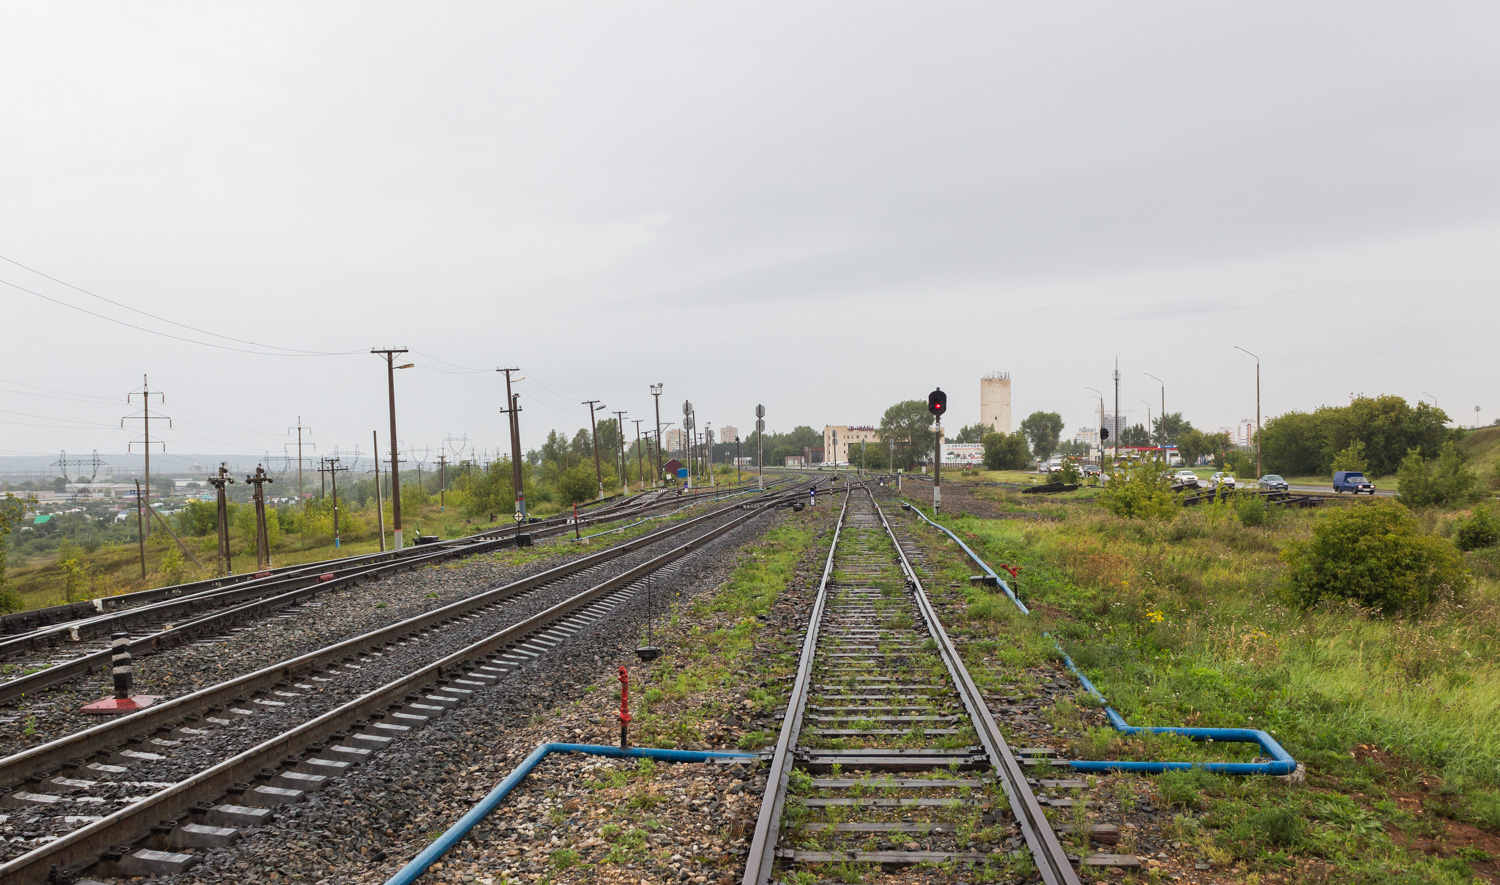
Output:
[[822, 425, 880, 465]]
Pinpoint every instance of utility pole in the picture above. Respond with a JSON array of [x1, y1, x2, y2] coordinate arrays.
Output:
[[245, 465, 274, 570], [499, 369, 526, 520], [755, 404, 765, 491], [134, 479, 146, 579], [1138, 400, 1152, 451], [705, 421, 715, 487], [437, 454, 447, 512], [373, 430, 386, 552], [611, 410, 629, 496], [632, 419, 646, 492], [584, 400, 606, 498], [1113, 360, 1121, 461], [122, 375, 169, 541], [287, 417, 313, 504], [372, 348, 412, 549], [651, 384, 664, 487], [207, 463, 234, 575], [320, 457, 350, 547], [736, 436, 742, 487]]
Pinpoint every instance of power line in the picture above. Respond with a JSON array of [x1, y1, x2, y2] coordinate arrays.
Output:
[[1, 275, 359, 358], [0, 254, 358, 356]]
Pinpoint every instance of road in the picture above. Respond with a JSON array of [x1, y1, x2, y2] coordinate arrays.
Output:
[[1287, 483, 1397, 498]]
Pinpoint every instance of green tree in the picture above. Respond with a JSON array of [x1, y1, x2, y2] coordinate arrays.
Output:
[[1455, 506, 1500, 551], [1259, 410, 1326, 476], [0, 494, 37, 613], [981, 432, 1030, 470], [1018, 411, 1064, 461], [1283, 499, 1469, 615], [1331, 441, 1368, 473], [1260, 396, 1452, 478], [1397, 442, 1485, 508], [555, 463, 598, 506], [1152, 412, 1193, 446], [953, 423, 991, 444], [879, 400, 936, 469], [1177, 429, 1210, 467], [1119, 423, 1151, 446]]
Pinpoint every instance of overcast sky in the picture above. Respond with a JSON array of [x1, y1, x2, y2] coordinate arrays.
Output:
[[3, 2, 1497, 472]]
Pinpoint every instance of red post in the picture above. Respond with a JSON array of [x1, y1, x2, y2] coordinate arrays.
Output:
[[618, 666, 632, 749]]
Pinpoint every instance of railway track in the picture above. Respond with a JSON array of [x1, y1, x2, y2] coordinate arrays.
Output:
[[0, 480, 793, 706], [742, 485, 1090, 885], [0, 485, 805, 883]]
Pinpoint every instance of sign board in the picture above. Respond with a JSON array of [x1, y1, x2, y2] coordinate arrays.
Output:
[[514, 511, 525, 522], [756, 419, 765, 432], [676, 468, 689, 479], [755, 404, 765, 418], [941, 443, 985, 466]]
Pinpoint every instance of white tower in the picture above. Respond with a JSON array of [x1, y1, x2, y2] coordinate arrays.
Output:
[[980, 372, 1012, 434]]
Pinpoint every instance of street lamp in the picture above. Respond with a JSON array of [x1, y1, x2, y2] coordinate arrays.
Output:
[[1233, 346, 1261, 478], [584, 400, 606, 497], [1144, 373, 1165, 446], [372, 348, 413, 549], [650, 384, 664, 486], [1138, 399, 1152, 450]]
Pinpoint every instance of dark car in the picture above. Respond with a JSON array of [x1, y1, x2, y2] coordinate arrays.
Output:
[[1258, 474, 1289, 491], [1333, 471, 1376, 494]]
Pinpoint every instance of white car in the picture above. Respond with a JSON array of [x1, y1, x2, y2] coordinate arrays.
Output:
[[1209, 472, 1237, 489], [1171, 470, 1200, 486]]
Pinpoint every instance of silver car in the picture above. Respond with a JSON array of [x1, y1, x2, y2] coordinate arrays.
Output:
[[1209, 471, 1237, 489]]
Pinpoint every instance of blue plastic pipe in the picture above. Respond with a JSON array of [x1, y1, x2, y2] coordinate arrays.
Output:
[[905, 505, 1297, 776], [383, 743, 756, 885]]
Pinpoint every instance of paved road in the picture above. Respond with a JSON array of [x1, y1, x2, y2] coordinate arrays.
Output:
[[1287, 483, 1397, 498]]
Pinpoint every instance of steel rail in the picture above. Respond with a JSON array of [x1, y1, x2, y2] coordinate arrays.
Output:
[[741, 484, 852, 885], [0, 493, 785, 885], [0, 487, 779, 701], [873, 493, 1082, 885], [0, 490, 804, 789]]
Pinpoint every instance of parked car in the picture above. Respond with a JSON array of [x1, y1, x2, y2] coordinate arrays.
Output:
[[1171, 470, 1200, 486], [1258, 474, 1289, 491], [1082, 464, 1101, 478], [1209, 472, 1237, 489], [1333, 471, 1376, 494]]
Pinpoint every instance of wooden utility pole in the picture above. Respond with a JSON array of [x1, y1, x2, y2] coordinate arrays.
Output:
[[611, 410, 629, 496], [584, 400, 606, 498], [632, 419, 646, 492], [122, 375, 169, 541], [498, 369, 526, 521], [437, 454, 448, 512], [207, 463, 235, 575], [134, 479, 146, 579], [319, 457, 350, 547], [245, 465, 274, 570], [651, 384, 664, 486], [373, 430, 386, 552], [372, 348, 411, 549]]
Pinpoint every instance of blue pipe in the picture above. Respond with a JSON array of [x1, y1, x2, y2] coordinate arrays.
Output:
[[905, 504, 1297, 776], [383, 743, 756, 885]]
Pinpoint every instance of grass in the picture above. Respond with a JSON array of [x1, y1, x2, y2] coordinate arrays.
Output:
[[903, 486, 1500, 880]]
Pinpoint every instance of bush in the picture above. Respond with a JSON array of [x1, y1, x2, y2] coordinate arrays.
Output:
[[1455, 506, 1500, 552], [1236, 493, 1269, 527], [981, 432, 1030, 470], [1097, 458, 1178, 520], [1397, 441, 1484, 508], [1284, 499, 1470, 615], [1330, 440, 1368, 474]]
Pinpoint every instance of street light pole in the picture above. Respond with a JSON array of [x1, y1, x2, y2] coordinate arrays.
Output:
[[612, 410, 629, 496], [651, 384, 664, 487], [372, 348, 412, 549], [632, 419, 645, 492], [1086, 386, 1105, 463], [1138, 400, 1152, 450], [1144, 373, 1165, 446], [1233, 346, 1261, 478]]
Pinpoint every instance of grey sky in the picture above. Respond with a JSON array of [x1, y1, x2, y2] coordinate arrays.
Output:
[[3, 2, 1497, 469]]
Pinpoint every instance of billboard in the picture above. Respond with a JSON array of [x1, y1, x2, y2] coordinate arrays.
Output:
[[941, 443, 984, 466]]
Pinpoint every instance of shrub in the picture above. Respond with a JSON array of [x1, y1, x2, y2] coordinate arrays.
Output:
[[1236, 493, 1269, 527], [1330, 440, 1368, 474], [1455, 506, 1500, 552], [1098, 458, 1178, 520], [981, 432, 1030, 470], [1057, 459, 1082, 485], [1397, 441, 1484, 508], [1284, 499, 1469, 615]]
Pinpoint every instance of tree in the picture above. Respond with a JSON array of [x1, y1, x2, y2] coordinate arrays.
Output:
[[1152, 412, 1193, 446], [1098, 457, 1178, 519], [1397, 442, 1484, 508], [953, 423, 991, 444], [1120, 424, 1151, 447], [1284, 499, 1468, 615], [879, 400, 936, 469], [1056, 439, 1091, 457], [1260, 396, 1453, 478], [981, 432, 1030, 470], [0, 493, 37, 613], [1177, 429, 1210, 467], [1019, 411, 1064, 461], [1330, 441, 1368, 473]]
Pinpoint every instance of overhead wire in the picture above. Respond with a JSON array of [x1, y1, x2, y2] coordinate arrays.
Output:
[[0, 254, 359, 356]]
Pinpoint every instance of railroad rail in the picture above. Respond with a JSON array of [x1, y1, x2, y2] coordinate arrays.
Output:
[[742, 484, 1083, 884], [0, 485, 805, 883], [0, 480, 798, 704]]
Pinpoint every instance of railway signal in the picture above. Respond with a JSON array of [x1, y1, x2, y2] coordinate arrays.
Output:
[[927, 388, 947, 418], [929, 388, 944, 513]]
